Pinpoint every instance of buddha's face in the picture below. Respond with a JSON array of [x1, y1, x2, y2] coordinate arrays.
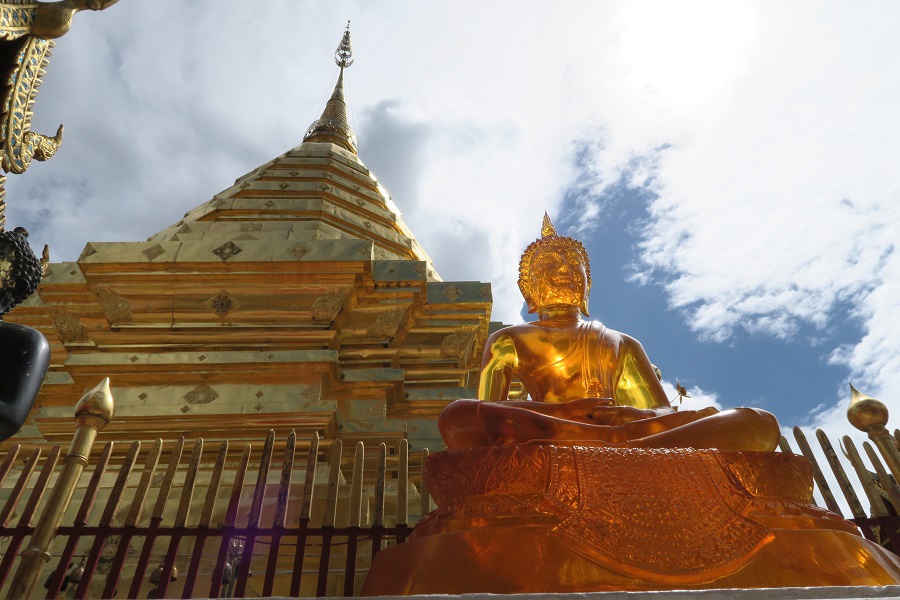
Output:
[[529, 246, 589, 313]]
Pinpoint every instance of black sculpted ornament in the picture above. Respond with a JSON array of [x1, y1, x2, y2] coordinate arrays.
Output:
[[0, 227, 50, 441]]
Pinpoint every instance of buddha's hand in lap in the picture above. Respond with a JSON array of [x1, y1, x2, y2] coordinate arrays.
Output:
[[557, 398, 615, 423], [588, 405, 659, 426]]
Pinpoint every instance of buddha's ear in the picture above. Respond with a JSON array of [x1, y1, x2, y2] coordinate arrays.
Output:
[[581, 285, 591, 317], [524, 296, 538, 314]]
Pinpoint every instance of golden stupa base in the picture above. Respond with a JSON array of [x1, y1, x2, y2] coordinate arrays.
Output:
[[362, 445, 900, 595]]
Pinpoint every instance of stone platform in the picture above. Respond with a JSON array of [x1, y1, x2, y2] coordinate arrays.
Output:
[[363, 446, 900, 595]]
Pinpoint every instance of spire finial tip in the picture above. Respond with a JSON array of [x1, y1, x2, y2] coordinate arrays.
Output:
[[335, 24, 354, 68]]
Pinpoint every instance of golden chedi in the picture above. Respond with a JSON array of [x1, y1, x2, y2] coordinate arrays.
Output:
[[363, 215, 900, 595]]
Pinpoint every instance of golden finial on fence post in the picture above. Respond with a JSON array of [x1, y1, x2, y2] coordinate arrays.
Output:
[[847, 383, 900, 485], [6, 378, 114, 600]]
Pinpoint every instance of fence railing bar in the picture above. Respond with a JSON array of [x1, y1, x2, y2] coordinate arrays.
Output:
[[870, 427, 900, 488], [102, 438, 163, 599], [0, 447, 58, 591], [419, 448, 431, 517], [262, 430, 296, 597], [151, 437, 186, 523], [300, 432, 319, 523], [397, 439, 408, 530], [18, 446, 59, 528], [125, 438, 163, 528], [348, 443, 365, 530], [234, 430, 274, 598], [317, 439, 343, 597], [128, 436, 185, 600], [322, 439, 343, 529], [816, 430, 867, 520], [208, 443, 251, 600], [101, 440, 141, 527], [155, 438, 204, 599], [0, 445, 20, 491], [175, 439, 204, 529], [74, 439, 141, 599], [290, 432, 319, 598], [863, 441, 900, 510], [44, 441, 113, 600], [843, 436, 889, 515], [0, 448, 41, 528], [344, 441, 365, 597], [792, 427, 840, 514], [778, 435, 794, 454], [182, 440, 229, 600], [200, 440, 229, 530], [274, 430, 296, 531], [371, 443, 386, 561]]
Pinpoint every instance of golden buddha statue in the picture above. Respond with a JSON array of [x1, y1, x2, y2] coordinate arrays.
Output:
[[439, 213, 780, 452], [363, 214, 900, 596]]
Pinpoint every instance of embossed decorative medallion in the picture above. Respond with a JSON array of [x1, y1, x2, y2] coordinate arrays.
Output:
[[183, 384, 219, 405], [205, 290, 240, 318], [212, 241, 242, 262], [142, 243, 166, 262], [442, 284, 462, 301]]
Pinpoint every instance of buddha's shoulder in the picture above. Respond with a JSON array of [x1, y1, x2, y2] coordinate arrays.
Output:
[[582, 322, 645, 350], [484, 322, 535, 344], [487, 320, 606, 341]]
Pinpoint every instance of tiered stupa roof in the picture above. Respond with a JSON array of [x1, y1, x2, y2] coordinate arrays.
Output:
[[8, 29, 492, 456]]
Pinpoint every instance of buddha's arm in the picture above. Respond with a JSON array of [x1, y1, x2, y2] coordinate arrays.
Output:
[[478, 334, 517, 402], [613, 337, 672, 413]]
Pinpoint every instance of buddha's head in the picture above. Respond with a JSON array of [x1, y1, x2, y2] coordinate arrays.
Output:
[[518, 214, 591, 317]]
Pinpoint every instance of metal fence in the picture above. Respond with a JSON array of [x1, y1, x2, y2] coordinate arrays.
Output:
[[1, 424, 900, 597], [0, 431, 428, 598], [781, 426, 900, 551]]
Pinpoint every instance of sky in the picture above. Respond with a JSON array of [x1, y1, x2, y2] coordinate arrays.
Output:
[[7, 1, 900, 501]]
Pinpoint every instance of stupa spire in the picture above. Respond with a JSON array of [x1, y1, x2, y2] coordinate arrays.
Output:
[[303, 24, 358, 154]]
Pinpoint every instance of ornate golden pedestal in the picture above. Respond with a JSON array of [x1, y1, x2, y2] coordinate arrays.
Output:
[[363, 446, 900, 595]]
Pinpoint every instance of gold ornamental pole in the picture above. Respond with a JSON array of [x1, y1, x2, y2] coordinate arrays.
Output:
[[6, 378, 114, 600], [847, 384, 900, 484]]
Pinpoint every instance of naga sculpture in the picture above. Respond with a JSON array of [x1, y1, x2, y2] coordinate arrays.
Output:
[[0, 0, 119, 231], [0, 0, 117, 437]]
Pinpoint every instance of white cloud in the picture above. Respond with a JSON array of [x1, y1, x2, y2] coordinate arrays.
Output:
[[5, 1, 900, 446], [575, 4, 900, 436]]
